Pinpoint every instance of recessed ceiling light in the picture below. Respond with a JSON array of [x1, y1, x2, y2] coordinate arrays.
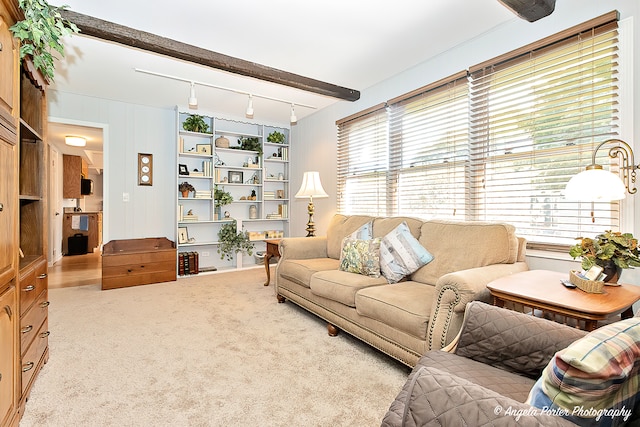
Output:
[[65, 136, 87, 147]]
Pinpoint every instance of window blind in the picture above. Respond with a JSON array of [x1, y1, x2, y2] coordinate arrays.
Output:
[[388, 73, 469, 219], [336, 104, 389, 216], [469, 14, 619, 246]]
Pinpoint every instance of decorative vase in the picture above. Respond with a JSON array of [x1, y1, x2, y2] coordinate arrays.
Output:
[[249, 204, 257, 219], [215, 135, 229, 148], [602, 260, 622, 283], [215, 206, 222, 220], [181, 190, 189, 198]]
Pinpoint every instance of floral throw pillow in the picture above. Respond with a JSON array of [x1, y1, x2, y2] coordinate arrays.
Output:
[[339, 237, 382, 278]]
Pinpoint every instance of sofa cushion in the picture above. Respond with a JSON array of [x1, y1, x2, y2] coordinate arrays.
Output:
[[327, 215, 375, 260], [379, 222, 433, 283], [412, 220, 518, 285], [414, 350, 536, 403], [355, 281, 435, 339], [527, 317, 640, 426], [310, 270, 388, 307], [339, 238, 382, 278], [278, 258, 340, 288], [372, 216, 423, 239]]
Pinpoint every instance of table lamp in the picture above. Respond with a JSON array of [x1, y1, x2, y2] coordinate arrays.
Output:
[[295, 171, 328, 237]]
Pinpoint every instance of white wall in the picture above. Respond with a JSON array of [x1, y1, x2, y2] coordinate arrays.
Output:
[[48, 92, 176, 243], [292, 0, 640, 289]]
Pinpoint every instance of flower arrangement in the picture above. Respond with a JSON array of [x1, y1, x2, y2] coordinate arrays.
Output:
[[569, 230, 640, 271]]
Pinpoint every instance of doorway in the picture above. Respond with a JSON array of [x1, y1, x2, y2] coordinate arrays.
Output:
[[47, 118, 107, 287]]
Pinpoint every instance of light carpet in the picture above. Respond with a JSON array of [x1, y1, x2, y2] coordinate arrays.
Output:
[[19, 269, 409, 426]]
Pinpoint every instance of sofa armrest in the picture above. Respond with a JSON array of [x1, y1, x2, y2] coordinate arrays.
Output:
[[381, 366, 575, 427], [427, 262, 529, 350], [278, 236, 328, 260], [454, 301, 587, 378]]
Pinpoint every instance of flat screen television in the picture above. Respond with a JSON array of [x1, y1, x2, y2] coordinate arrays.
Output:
[[81, 178, 93, 195]]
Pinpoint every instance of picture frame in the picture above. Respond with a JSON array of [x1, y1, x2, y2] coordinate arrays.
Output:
[[178, 227, 189, 244], [228, 171, 243, 183], [178, 164, 189, 175], [196, 144, 212, 155]]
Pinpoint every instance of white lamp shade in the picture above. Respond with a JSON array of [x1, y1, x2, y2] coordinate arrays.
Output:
[[564, 168, 626, 201], [65, 136, 86, 147], [295, 171, 328, 199]]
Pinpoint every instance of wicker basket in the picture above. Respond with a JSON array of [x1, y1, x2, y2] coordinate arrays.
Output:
[[569, 270, 605, 294]]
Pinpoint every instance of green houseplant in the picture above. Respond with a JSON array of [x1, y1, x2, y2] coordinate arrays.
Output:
[[569, 230, 640, 282], [182, 115, 210, 133], [217, 221, 254, 261], [214, 185, 233, 219], [267, 131, 285, 144], [10, 0, 80, 82], [238, 136, 262, 155], [178, 181, 195, 197]]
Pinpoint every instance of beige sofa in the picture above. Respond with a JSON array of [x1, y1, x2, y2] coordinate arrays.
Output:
[[275, 214, 528, 367]]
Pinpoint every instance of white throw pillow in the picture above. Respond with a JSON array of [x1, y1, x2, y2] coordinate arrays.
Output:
[[379, 221, 433, 283]]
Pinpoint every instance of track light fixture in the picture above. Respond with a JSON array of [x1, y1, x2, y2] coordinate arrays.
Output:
[[246, 94, 254, 119], [135, 68, 316, 123], [188, 82, 198, 109]]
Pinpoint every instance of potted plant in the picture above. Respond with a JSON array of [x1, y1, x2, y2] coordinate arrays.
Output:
[[217, 220, 254, 261], [569, 230, 640, 282], [238, 136, 262, 155], [214, 185, 233, 219], [179, 181, 195, 197], [10, 0, 80, 82], [267, 131, 285, 144], [182, 115, 210, 133]]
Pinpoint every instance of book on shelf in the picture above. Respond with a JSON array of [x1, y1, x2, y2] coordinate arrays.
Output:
[[190, 171, 204, 177], [194, 190, 212, 198], [178, 251, 200, 276], [182, 215, 198, 221]]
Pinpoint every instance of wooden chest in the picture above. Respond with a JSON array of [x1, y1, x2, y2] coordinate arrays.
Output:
[[102, 237, 176, 290]]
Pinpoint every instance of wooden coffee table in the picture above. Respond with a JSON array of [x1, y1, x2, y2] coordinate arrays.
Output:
[[263, 239, 281, 286], [487, 270, 640, 331]]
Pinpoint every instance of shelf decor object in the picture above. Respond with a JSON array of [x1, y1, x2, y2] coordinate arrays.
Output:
[[295, 171, 328, 237]]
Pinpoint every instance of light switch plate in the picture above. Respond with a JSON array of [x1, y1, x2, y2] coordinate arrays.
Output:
[[138, 153, 153, 186]]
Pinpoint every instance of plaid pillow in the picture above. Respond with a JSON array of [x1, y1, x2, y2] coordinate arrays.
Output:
[[526, 317, 640, 426]]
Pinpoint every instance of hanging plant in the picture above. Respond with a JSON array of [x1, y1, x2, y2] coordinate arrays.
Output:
[[217, 221, 254, 261], [10, 0, 80, 82]]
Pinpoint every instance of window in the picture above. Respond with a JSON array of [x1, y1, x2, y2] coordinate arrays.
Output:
[[468, 14, 619, 247], [336, 12, 620, 249]]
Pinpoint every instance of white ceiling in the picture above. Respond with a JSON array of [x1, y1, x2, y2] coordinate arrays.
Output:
[[47, 0, 519, 169]]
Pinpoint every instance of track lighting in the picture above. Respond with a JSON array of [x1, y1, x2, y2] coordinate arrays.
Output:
[[135, 68, 316, 122], [246, 94, 254, 119], [188, 82, 198, 109]]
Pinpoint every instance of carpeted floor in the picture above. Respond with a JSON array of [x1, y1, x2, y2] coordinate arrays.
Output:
[[19, 268, 409, 426]]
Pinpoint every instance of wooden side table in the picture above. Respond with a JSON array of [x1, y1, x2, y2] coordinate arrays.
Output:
[[263, 239, 281, 286], [487, 270, 640, 331]]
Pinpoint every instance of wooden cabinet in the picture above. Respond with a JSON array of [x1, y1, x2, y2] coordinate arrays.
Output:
[[0, 137, 16, 286], [62, 154, 87, 199], [62, 211, 102, 254], [18, 258, 48, 395], [0, 284, 17, 427], [0, 1, 17, 130]]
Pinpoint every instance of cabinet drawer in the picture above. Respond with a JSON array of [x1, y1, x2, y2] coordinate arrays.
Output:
[[19, 260, 47, 315], [21, 317, 48, 394], [20, 290, 48, 355]]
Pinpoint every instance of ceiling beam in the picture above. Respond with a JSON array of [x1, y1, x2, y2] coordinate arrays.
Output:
[[497, 0, 556, 22], [60, 9, 360, 102]]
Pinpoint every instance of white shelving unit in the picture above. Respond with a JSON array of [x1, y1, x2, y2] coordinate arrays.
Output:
[[175, 109, 290, 275]]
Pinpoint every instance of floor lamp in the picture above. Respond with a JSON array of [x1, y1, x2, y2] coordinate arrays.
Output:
[[295, 171, 328, 237]]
